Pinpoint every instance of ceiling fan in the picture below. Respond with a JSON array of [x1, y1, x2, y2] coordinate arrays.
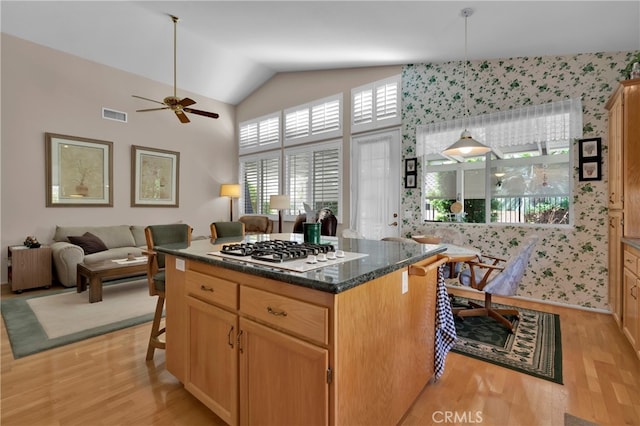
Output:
[[132, 15, 219, 123]]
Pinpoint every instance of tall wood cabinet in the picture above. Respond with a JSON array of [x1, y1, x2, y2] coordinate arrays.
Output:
[[606, 78, 640, 358]]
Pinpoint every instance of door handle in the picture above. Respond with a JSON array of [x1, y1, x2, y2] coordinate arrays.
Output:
[[388, 221, 398, 226]]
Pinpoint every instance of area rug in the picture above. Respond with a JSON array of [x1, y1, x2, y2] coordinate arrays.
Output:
[[451, 296, 563, 384], [1, 278, 156, 359]]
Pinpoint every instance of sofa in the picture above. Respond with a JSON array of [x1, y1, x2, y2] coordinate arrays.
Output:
[[51, 225, 147, 287]]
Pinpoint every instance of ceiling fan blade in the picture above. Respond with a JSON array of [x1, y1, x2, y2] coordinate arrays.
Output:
[[179, 97, 196, 107], [175, 110, 190, 123], [183, 107, 220, 119], [136, 107, 169, 112], [132, 95, 166, 105]]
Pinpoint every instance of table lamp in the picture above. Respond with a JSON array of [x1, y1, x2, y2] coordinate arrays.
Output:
[[270, 195, 290, 233], [220, 183, 241, 221]]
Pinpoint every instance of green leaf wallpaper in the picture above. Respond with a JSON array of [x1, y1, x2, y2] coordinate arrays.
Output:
[[400, 51, 639, 309]]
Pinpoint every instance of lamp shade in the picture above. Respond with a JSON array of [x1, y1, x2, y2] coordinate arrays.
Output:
[[270, 195, 290, 210], [442, 130, 491, 157], [219, 183, 241, 198]]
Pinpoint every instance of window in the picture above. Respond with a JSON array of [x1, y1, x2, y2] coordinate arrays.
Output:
[[351, 75, 401, 133], [285, 141, 341, 217], [240, 153, 280, 215], [284, 94, 342, 145], [239, 95, 344, 220], [417, 99, 582, 225], [239, 113, 280, 155]]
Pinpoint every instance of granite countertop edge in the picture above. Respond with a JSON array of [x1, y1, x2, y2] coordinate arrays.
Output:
[[622, 237, 640, 251], [155, 241, 446, 294]]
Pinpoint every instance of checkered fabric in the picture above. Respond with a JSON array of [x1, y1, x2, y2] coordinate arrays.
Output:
[[434, 263, 457, 381]]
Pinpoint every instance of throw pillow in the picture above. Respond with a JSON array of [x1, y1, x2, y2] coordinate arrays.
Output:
[[68, 232, 108, 255]]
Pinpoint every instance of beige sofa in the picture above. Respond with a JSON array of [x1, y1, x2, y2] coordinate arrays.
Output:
[[51, 225, 147, 287]]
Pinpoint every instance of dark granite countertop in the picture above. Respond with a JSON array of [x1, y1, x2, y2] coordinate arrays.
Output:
[[154, 234, 446, 294], [622, 237, 640, 251]]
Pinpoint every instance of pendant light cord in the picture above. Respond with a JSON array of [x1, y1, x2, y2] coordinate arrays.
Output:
[[464, 12, 468, 117]]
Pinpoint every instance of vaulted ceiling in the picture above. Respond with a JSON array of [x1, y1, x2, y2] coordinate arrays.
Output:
[[2, 1, 639, 105]]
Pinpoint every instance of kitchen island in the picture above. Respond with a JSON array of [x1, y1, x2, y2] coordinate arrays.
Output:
[[156, 234, 448, 426]]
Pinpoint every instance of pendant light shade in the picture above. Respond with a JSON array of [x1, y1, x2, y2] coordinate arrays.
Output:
[[442, 8, 491, 157], [442, 129, 491, 157]]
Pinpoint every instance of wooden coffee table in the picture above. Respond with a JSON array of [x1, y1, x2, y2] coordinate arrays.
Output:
[[76, 258, 147, 303]]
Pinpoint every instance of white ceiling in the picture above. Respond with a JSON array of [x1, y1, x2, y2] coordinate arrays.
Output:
[[2, 1, 639, 105]]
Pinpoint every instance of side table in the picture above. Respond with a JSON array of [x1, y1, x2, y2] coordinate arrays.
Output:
[[8, 245, 52, 293]]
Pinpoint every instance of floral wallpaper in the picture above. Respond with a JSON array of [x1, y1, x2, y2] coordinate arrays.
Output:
[[401, 51, 639, 310]]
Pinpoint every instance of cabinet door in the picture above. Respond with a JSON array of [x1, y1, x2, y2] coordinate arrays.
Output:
[[622, 268, 639, 353], [608, 98, 623, 210], [186, 296, 238, 426], [239, 317, 328, 426], [609, 212, 623, 327]]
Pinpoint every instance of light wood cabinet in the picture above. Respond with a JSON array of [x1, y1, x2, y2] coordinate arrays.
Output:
[[607, 96, 623, 210], [185, 296, 238, 425], [7, 245, 52, 292], [606, 80, 640, 236], [609, 212, 623, 327], [239, 317, 328, 426], [164, 253, 444, 425], [622, 244, 640, 359], [606, 80, 640, 352]]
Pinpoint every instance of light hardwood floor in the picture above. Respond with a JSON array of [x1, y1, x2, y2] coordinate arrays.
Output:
[[1, 285, 639, 426]]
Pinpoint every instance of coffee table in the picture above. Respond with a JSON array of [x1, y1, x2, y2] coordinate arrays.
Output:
[[76, 258, 147, 303]]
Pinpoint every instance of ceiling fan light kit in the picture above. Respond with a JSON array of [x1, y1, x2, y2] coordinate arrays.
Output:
[[132, 15, 219, 123]]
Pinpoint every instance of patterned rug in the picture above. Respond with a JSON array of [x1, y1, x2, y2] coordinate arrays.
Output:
[[451, 297, 563, 384]]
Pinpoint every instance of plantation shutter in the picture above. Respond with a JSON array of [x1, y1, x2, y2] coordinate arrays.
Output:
[[239, 113, 281, 155], [284, 94, 342, 146], [351, 75, 401, 133]]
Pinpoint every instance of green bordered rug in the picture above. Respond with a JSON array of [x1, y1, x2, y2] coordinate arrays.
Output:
[[1, 278, 155, 359], [451, 297, 563, 384]]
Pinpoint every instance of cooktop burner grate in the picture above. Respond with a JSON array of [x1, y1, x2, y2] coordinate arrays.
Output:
[[220, 240, 335, 263]]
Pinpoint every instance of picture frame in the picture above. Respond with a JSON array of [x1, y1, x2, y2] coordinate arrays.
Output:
[[405, 158, 417, 173], [578, 137, 602, 181], [405, 174, 417, 189], [45, 133, 113, 207], [131, 145, 180, 207]]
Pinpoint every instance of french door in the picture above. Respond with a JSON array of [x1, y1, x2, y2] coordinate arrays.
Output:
[[350, 128, 401, 239]]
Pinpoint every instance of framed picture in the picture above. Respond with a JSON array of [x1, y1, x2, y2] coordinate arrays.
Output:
[[578, 137, 602, 181], [405, 158, 417, 173], [131, 145, 180, 207], [45, 133, 113, 207], [580, 161, 601, 181], [405, 174, 417, 188]]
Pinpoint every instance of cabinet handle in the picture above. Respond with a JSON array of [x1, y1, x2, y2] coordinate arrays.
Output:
[[632, 285, 638, 300], [237, 330, 244, 354], [200, 285, 214, 292], [227, 326, 234, 348], [267, 306, 288, 317]]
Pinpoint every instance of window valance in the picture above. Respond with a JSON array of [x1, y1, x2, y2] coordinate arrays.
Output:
[[416, 98, 583, 156]]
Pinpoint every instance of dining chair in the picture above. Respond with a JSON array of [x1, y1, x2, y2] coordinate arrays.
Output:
[[144, 223, 192, 361], [210, 221, 245, 239], [238, 215, 273, 234], [454, 235, 539, 332]]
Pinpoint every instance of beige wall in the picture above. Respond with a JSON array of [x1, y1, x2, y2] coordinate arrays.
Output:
[[0, 34, 237, 283], [236, 65, 402, 232]]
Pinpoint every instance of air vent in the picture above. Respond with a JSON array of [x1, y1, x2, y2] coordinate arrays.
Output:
[[102, 108, 127, 123]]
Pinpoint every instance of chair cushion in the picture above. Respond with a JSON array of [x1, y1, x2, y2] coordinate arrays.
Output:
[[213, 222, 244, 238], [147, 224, 191, 269], [67, 232, 109, 255], [153, 271, 166, 292]]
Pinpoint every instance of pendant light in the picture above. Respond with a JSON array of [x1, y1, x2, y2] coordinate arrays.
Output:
[[442, 8, 491, 157]]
